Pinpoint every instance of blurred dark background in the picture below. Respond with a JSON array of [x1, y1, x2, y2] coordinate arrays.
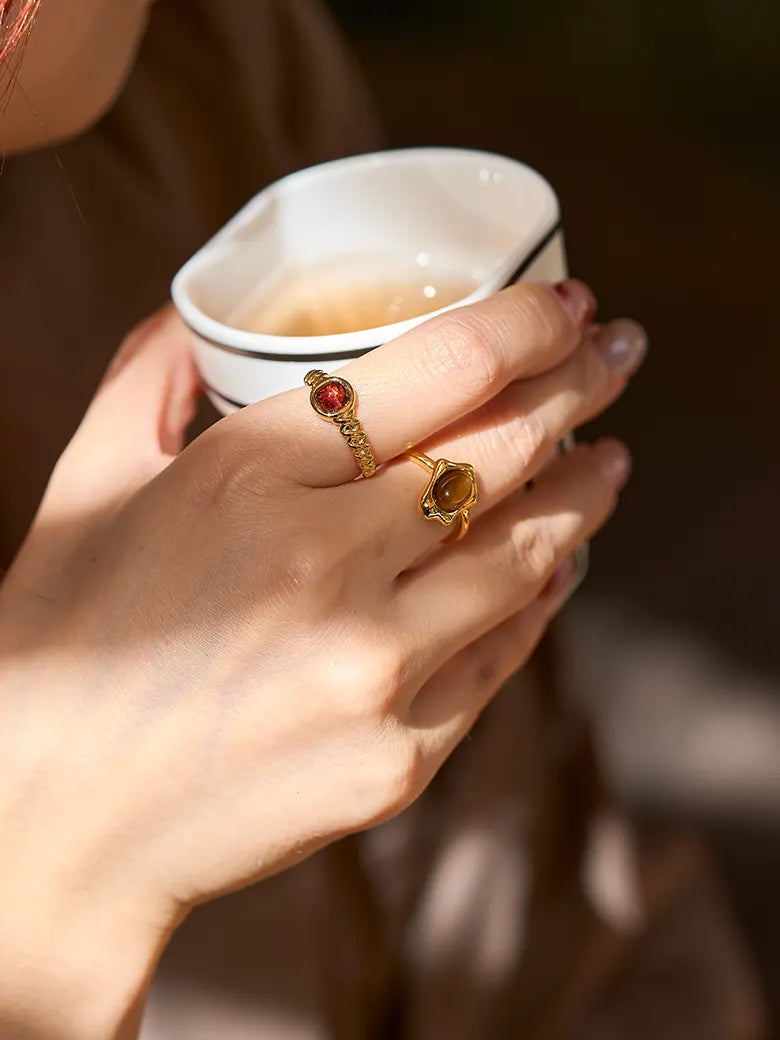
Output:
[[327, 0, 780, 1026]]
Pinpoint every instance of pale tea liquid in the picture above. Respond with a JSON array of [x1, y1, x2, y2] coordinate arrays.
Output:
[[229, 261, 478, 336]]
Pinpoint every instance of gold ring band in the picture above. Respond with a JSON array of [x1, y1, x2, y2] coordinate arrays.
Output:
[[304, 370, 377, 478], [403, 451, 478, 543]]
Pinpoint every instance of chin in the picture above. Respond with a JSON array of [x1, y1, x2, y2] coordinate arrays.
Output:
[[0, 0, 152, 152]]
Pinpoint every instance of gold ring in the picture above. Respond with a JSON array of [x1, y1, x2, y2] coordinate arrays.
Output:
[[403, 451, 478, 542], [304, 370, 377, 478]]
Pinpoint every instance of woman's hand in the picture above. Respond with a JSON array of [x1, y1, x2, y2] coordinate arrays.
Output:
[[0, 282, 646, 1038]]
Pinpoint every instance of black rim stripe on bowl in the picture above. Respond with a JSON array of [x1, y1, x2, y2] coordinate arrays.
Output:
[[501, 220, 562, 286], [203, 382, 246, 410], [195, 339, 374, 362]]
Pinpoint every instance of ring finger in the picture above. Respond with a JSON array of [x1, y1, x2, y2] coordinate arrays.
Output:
[[374, 317, 646, 570], [396, 438, 630, 681]]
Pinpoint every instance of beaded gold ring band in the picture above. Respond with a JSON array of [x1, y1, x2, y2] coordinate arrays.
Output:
[[304, 370, 377, 478], [403, 451, 478, 543]]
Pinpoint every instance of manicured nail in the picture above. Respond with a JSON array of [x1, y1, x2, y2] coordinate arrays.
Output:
[[596, 318, 648, 377], [552, 279, 597, 326], [596, 439, 632, 489], [542, 556, 578, 610]]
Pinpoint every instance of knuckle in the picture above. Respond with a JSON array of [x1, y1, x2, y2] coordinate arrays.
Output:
[[329, 637, 411, 720], [216, 452, 263, 508], [493, 408, 548, 472], [506, 283, 571, 350], [373, 731, 426, 819], [277, 536, 333, 594], [361, 638, 412, 716], [419, 312, 505, 401], [510, 520, 556, 582], [196, 406, 288, 490], [192, 428, 267, 512], [197, 439, 345, 593]]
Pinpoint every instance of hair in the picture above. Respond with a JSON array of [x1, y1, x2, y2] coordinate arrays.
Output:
[[0, 0, 41, 68]]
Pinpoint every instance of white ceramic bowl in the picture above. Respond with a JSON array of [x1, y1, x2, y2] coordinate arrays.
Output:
[[171, 147, 566, 414]]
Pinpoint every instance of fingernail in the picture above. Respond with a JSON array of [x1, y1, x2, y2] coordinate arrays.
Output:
[[552, 279, 597, 326], [595, 318, 648, 377], [596, 440, 632, 489], [541, 556, 578, 610]]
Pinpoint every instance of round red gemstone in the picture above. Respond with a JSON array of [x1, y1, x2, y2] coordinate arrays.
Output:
[[313, 379, 351, 415]]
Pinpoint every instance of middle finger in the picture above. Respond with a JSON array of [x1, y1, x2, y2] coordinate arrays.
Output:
[[373, 317, 646, 573]]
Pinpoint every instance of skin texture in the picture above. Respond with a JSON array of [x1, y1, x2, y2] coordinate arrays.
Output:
[[0, 0, 152, 153], [0, 281, 646, 1037]]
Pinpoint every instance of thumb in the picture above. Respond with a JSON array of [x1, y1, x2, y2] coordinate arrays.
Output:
[[89, 304, 201, 459], [10, 308, 202, 598], [58, 305, 202, 501]]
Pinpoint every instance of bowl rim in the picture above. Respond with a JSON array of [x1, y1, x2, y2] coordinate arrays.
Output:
[[170, 146, 560, 359]]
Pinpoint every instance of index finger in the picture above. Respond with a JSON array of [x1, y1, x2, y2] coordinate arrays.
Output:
[[237, 279, 595, 486]]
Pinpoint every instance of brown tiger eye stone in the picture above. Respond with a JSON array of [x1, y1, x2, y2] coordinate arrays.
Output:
[[432, 468, 473, 512]]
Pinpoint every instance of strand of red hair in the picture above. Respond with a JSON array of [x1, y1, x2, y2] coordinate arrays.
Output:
[[0, 0, 41, 67]]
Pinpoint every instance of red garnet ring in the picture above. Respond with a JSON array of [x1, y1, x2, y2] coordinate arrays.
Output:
[[304, 369, 376, 478]]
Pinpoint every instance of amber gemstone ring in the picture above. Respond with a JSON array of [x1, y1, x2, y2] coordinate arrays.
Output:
[[304, 370, 377, 478], [403, 451, 478, 542]]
